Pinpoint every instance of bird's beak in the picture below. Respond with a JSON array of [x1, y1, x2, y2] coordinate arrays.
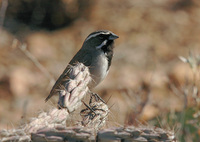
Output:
[[109, 33, 119, 40]]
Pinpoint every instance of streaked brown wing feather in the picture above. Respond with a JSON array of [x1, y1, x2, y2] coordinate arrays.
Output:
[[45, 49, 92, 102]]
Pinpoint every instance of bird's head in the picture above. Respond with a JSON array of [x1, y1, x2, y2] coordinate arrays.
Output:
[[82, 30, 119, 54]]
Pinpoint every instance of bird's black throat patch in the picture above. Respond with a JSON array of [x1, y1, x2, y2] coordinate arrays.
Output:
[[101, 40, 114, 71]]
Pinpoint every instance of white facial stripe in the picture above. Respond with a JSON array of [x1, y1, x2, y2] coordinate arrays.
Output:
[[85, 31, 111, 41], [96, 40, 108, 49]]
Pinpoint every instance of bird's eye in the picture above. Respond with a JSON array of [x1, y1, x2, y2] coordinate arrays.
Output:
[[99, 36, 104, 40]]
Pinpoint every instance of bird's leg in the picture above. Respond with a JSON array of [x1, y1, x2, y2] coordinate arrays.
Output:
[[89, 92, 106, 104], [82, 101, 96, 114], [81, 100, 97, 121]]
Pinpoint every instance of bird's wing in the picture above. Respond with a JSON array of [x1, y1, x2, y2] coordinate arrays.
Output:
[[45, 49, 92, 102], [45, 65, 71, 102], [69, 49, 93, 67]]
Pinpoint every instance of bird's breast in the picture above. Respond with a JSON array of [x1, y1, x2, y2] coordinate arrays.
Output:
[[89, 52, 109, 88]]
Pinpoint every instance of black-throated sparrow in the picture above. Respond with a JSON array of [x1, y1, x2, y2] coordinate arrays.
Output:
[[45, 30, 119, 104]]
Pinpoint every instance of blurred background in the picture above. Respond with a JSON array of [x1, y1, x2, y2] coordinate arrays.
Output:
[[0, 0, 200, 141]]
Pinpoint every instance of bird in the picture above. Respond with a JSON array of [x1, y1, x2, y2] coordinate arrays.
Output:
[[45, 30, 119, 106]]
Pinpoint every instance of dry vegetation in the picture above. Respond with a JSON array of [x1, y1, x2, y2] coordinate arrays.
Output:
[[0, 0, 200, 141]]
